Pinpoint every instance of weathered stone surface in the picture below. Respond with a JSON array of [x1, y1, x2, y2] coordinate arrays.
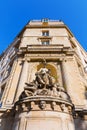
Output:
[[0, 19, 87, 130]]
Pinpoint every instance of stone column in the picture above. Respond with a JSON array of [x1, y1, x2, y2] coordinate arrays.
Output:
[[15, 59, 29, 101], [61, 60, 71, 91]]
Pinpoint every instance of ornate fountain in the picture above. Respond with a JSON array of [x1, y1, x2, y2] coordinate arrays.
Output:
[[12, 67, 75, 130]]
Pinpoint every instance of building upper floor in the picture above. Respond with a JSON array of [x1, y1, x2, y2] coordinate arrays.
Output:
[[0, 19, 87, 86]]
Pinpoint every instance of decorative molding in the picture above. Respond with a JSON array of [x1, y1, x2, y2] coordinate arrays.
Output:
[[13, 96, 73, 114]]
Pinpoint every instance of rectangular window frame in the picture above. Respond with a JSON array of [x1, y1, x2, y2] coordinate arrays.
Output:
[[41, 39, 50, 45], [42, 31, 49, 36]]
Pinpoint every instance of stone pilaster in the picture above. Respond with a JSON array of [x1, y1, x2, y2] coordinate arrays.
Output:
[[61, 60, 71, 91], [3, 59, 22, 106], [15, 59, 29, 101], [61, 59, 85, 106]]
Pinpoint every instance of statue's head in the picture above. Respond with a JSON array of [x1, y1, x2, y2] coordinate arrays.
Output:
[[39, 101, 46, 109], [39, 68, 49, 74]]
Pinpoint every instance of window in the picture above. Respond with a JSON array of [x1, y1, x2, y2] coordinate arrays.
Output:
[[42, 18, 49, 23], [39, 30, 51, 45], [42, 31, 49, 36], [0, 71, 4, 81], [42, 40, 49, 45], [0, 84, 6, 100]]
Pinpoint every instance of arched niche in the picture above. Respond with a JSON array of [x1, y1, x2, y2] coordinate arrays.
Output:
[[37, 63, 58, 82]]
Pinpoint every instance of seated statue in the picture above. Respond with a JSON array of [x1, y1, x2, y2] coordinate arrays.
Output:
[[19, 67, 70, 101], [35, 67, 58, 89]]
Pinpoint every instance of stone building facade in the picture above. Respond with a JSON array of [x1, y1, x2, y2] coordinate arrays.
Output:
[[0, 19, 87, 130]]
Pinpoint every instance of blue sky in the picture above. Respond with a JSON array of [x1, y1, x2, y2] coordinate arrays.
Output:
[[0, 0, 87, 54]]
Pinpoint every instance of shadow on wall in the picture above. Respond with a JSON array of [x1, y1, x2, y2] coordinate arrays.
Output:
[[85, 87, 87, 100], [74, 87, 87, 130], [0, 112, 14, 130], [74, 117, 87, 130]]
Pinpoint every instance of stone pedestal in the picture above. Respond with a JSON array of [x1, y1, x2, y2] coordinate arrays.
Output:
[[12, 96, 75, 130], [11, 66, 75, 130]]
